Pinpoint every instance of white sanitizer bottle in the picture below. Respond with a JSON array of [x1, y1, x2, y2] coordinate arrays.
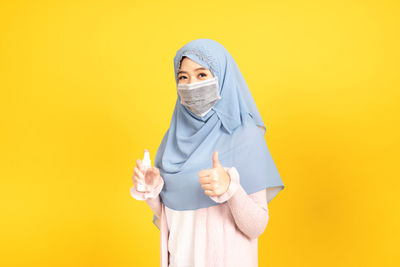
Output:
[[136, 149, 151, 192]]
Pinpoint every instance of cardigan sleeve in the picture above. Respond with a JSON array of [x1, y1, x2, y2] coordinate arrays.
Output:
[[210, 167, 269, 239]]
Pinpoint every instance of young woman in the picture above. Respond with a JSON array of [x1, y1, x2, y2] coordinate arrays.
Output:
[[131, 39, 285, 267]]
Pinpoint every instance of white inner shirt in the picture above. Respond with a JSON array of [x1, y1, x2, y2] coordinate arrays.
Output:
[[165, 206, 196, 267]]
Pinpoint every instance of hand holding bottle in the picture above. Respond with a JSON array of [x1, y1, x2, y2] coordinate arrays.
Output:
[[132, 150, 163, 192]]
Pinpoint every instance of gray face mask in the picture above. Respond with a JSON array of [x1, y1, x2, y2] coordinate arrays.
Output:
[[177, 77, 221, 117]]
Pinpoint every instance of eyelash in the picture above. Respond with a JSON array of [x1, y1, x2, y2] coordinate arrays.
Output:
[[178, 73, 207, 80]]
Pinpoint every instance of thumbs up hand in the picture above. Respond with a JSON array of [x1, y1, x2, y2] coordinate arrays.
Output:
[[198, 151, 231, 197]]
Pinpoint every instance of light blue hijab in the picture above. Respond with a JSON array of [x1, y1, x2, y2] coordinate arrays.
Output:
[[153, 39, 284, 223]]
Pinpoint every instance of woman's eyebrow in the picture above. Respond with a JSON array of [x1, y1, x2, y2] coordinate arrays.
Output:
[[178, 67, 208, 75]]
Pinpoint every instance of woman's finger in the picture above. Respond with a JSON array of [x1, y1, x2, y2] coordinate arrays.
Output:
[[134, 173, 146, 183], [201, 183, 214, 191], [198, 169, 213, 177], [134, 166, 145, 179], [204, 190, 215, 196], [132, 175, 138, 184], [136, 159, 144, 172], [133, 166, 139, 175], [132, 174, 141, 185], [199, 176, 212, 184]]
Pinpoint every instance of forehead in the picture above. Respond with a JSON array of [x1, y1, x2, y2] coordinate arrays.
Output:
[[179, 57, 209, 70]]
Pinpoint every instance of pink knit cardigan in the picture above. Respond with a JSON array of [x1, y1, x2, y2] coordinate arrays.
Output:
[[131, 167, 269, 267]]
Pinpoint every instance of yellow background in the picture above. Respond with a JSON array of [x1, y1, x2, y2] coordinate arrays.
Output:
[[1, 0, 399, 266]]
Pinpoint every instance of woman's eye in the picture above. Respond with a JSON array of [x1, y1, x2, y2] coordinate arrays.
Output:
[[178, 76, 187, 80], [198, 73, 207, 78]]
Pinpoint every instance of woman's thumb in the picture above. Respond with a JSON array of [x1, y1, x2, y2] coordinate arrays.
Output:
[[212, 151, 222, 168]]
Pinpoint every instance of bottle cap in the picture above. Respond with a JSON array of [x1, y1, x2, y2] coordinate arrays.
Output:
[[142, 149, 151, 169]]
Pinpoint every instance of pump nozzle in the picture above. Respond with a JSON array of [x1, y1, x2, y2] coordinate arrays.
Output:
[[142, 149, 151, 169]]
